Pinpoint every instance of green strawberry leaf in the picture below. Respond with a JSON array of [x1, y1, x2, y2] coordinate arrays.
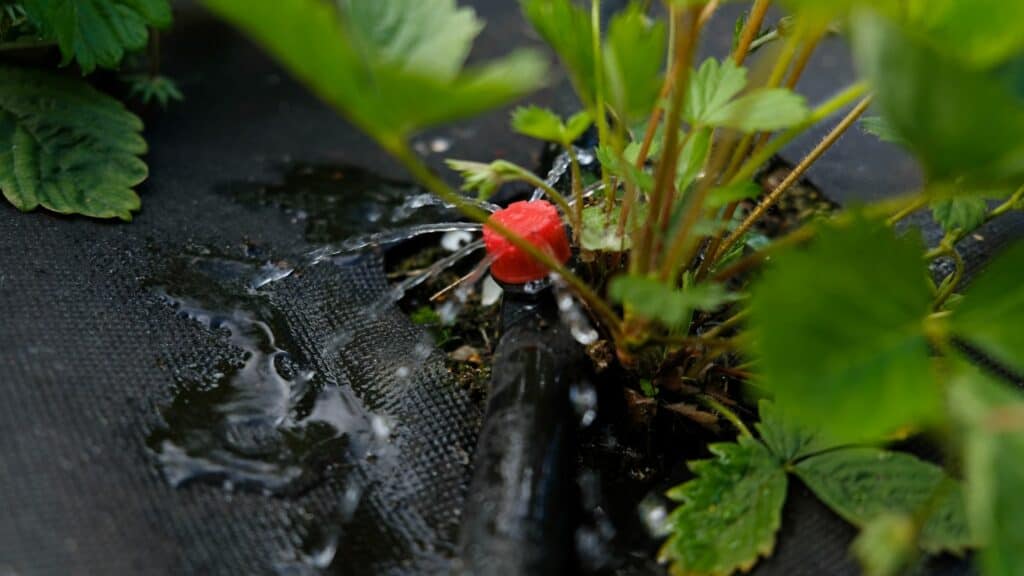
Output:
[[948, 364, 1024, 576], [950, 241, 1024, 375], [685, 58, 748, 126], [0, 65, 146, 220], [795, 447, 972, 554], [755, 400, 831, 463], [511, 106, 591, 146], [603, 2, 666, 123], [851, 11, 1024, 186], [660, 437, 787, 576], [21, 0, 171, 74], [609, 274, 737, 329], [204, 0, 546, 142], [931, 196, 989, 234], [747, 217, 940, 443], [521, 0, 595, 107]]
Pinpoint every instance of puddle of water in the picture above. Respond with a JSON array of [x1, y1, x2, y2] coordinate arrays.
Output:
[[146, 253, 392, 496], [225, 163, 495, 244]]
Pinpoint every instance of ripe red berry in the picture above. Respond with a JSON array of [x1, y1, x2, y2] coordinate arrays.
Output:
[[483, 200, 571, 284]]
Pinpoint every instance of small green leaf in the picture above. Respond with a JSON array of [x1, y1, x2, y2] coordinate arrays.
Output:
[[564, 111, 593, 142], [640, 378, 657, 398], [21, 0, 171, 74], [675, 127, 711, 192], [948, 365, 1024, 576], [603, 2, 665, 123], [660, 438, 787, 576], [706, 88, 809, 132], [511, 106, 564, 142], [205, 0, 546, 141], [521, 0, 595, 107], [706, 181, 761, 209], [851, 514, 918, 576], [685, 58, 748, 126], [609, 275, 736, 329], [0, 66, 146, 220], [950, 242, 1024, 375], [446, 159, 521, 197], [931, 197, 989, 234], [795, 448, 971, 553], [851, 11, 1024, 186], [747, 218, 939, 443], [755, 400, 830, 463], [123, 74, 183, 108], [511, 106, 591, 145]]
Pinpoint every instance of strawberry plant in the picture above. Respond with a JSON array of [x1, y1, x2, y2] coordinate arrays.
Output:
[[205, 0, 1024, 574], [0, 0, 177, 220]]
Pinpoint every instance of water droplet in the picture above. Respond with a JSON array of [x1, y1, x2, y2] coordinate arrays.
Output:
[[440, 230, 474, 252], [480, 275, 502, 307], [570, 382, 598, 427], [429, 137, 451, 154]]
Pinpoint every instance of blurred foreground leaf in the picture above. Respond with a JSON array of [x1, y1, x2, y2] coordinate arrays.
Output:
[[950, 242, 1024, 375], [204, 0, 546, 144], [747, 218, 939, 443], [851, 12, 1024, 187], [948, 366, 1024, 576]]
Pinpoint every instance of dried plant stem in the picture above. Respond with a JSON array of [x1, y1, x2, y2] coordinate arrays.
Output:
[[732, 0, 771, 65], [711, 95, 873, 264], [634, 5, 701, 274], [591, 0, 614, 209]]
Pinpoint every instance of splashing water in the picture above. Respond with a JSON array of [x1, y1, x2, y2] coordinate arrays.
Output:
[[551, 274, 600, 345]]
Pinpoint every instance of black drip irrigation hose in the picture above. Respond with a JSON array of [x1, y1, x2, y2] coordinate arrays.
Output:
[[457, 285, 585, 575]]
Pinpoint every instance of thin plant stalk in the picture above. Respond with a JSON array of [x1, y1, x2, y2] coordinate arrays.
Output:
[[634, 5, 701, 273], [590, 0, 614, 210], [728, 81, 869, 186], [732, 0, 772, 65], [710, 95, 873, 265], [568, 147, 586, 243]]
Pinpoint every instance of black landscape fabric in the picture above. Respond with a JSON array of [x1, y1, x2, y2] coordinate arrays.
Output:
[[0, 2, 1015, 574]]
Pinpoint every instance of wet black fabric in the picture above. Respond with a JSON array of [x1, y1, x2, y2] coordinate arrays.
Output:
[[0, 2, 1015, 575]]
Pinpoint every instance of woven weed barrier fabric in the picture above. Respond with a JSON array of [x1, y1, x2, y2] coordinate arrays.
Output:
[[1, 3, 1018, 575]]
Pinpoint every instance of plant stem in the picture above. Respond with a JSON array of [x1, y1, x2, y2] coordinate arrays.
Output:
[[732, 0, 772, 65], [698, 394, 752, 437], [637, 5, 701, 273], [886, 195, 928, 226], [388, 141, 622, 337], [0, 37, 55, 51], [700, 309, 749, 341], [710, 95, 872, 266], [568, 146, 585, 243], [509, 164, 576, 227], [591, 0, 614, 209]]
